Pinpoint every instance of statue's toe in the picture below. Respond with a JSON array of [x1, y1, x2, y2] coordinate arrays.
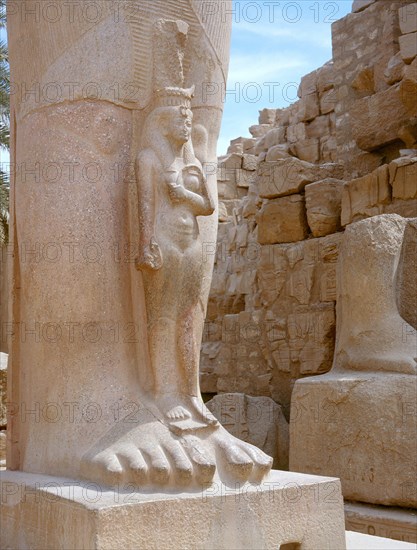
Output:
[[236, 441, 273, 481], [117, 446, 148, 485], [87, 451, 124, 486], [219, 443, 254, 481], [141, 446, 171, 485], [166, 405, 191, 421], [182, 438, 216, 484], [163, 440, 193, 484]]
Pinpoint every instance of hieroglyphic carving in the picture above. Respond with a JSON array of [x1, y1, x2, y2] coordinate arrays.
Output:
[[319, 234, 341, 302], [341, 165, 391, 226], [345, 514, 417, 543], [288, 306, 335, 375]]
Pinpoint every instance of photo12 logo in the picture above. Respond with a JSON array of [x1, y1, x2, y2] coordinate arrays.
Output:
[[202, 81, 299, 105], [201, 2, 340, 24]]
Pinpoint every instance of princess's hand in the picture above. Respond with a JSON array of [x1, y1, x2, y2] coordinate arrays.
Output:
[[167, 182, 187, 203], [135, 237, 163, 271]]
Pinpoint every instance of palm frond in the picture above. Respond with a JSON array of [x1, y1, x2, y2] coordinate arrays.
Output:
[[0, 42, 7, 62], [0, 31, 9, 147], [0, 215, 7, 245], [0, 121, 8, 148], [0, 1, 6, 30]]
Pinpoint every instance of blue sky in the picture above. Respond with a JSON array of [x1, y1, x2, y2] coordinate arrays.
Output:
[[217, 0, 352, 154]]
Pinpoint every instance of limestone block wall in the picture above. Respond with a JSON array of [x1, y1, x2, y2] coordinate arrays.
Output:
[[333, 0, 417, 176], [200, 0, 417, 419], [342, 157, 417, 224], [201, 155, 346, 414]]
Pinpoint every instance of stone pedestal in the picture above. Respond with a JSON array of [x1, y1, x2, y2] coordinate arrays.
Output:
[[345, 501, 417, 543], [346, 531, 416, 549], [289, 373, 417, 508], [0, 469, 346, 550]]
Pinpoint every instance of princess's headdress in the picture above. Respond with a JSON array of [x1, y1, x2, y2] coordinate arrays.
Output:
[[152, 19, 195, 110], [154, 85, 195, 109]]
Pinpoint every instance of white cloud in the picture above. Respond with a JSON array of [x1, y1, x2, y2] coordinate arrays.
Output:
[[234, 20, 333, 49], [216, 0, 353, 152], [228, 53, 306, 83]]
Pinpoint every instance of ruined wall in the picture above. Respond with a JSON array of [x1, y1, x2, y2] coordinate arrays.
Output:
[[334, 0, 417, 176], [200, 0, 417, 417]]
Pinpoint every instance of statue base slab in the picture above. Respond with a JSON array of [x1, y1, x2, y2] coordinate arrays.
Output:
[[289, 372, 417, 508], [346, 531, 416, 549], [0, 469, 346, 550], [345, 501, 417, 544]]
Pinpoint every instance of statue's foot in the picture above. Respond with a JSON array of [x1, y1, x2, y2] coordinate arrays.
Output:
[[165, 405, 191, 421], [156, 396, 272, 483], [187, 396, 219, 426], [157, 394, 218, 431], [80, 408, 215, 488], [183, 425, 273, 484], [80, 402, 273, 489]]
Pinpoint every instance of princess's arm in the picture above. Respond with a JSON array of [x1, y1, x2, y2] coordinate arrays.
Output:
[[166, 171, 215, 216], [135, 149, 163, 270]]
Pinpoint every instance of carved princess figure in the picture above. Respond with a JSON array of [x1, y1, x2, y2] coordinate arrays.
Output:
[[135, 85, 219, 430]]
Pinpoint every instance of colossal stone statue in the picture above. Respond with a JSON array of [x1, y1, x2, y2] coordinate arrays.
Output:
[[396, 218, 417, 331], [334, 214, 416, 375], [6, 1, 272, 488], [290, 214, 417, 508]]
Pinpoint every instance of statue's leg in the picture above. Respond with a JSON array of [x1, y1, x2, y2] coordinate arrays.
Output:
[[396, 218, 417, 330], [141, 239, 206, 423], [334, 214, 416, 374], [173, 239, 219, 425], [7, 0, 273, 487], [141, 246, 182, 399], [79, 4, 274, 483]]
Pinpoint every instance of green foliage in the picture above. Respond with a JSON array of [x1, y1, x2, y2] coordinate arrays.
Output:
[[0, 0, 5, 29]]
